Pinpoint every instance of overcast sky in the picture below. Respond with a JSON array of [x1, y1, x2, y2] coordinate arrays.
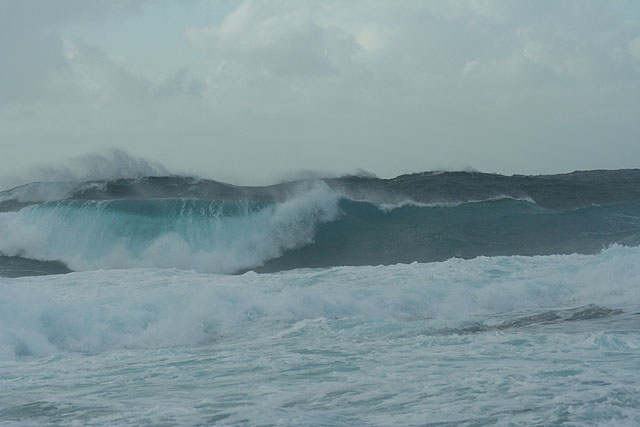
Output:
[[1, 0, 640, 185]]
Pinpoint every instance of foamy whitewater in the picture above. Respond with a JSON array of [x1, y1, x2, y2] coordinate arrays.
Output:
[[1, 167, 640, 425]]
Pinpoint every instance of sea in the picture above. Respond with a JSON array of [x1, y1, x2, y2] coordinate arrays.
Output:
[[1, 169, 639, 426]]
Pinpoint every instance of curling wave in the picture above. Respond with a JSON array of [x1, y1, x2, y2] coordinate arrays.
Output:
[[0, 183, 339, 274], [1, 169, 640, 276]]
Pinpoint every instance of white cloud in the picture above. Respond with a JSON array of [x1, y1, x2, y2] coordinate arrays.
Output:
[[352, 25, 392, 53], [187, 2, 358, 77]]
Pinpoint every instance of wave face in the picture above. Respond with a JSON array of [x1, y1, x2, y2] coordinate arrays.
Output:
[[2, 169, 640, 275]]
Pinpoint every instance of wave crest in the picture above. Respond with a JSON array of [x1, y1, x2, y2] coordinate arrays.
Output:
[[0, 183, 340, 273]]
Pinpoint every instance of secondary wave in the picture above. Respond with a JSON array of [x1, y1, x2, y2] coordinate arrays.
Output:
[[2, 245, 639, 359]]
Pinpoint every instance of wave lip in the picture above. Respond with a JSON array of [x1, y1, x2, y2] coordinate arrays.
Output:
[[0, 183, 340, 274]]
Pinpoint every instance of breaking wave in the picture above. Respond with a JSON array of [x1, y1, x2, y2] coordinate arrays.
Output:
[[1, 169, 640, 275], [1, 244, 640, 359]]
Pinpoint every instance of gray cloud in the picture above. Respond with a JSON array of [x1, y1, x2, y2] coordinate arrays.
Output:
[[1, 0, 639, 185]]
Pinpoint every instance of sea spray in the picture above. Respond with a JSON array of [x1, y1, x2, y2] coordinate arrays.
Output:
[[0, 182, 340, 273], [2, 169, 640, 425]]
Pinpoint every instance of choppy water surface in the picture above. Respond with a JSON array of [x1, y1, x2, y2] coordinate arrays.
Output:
[[1, 170, 640, 425], [1, 247, 640, 425]]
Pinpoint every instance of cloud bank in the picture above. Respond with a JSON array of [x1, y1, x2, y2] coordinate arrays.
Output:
[[1, 0, 639, 183]]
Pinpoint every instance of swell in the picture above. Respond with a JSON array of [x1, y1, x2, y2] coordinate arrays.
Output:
[[257, 198, 640, 271], [4, 169, 640, 209], [1, 169, 640, 276], [327, 169, 640, 210], [2, 196, 640, 276]]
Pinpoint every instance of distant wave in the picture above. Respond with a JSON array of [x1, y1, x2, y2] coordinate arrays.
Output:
[[1, 169, 640, 276], [4, 168, 640, 208], [371, 195, 538, 212]]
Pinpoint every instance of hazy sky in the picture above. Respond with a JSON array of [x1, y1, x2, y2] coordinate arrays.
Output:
[[1, 0, 640, 184]]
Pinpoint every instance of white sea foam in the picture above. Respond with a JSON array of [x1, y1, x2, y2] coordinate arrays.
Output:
[[1, 245, 639, 360], [2, 246, 640, 425], [0, 182, 340, 273], [372, 194, 538, 212]]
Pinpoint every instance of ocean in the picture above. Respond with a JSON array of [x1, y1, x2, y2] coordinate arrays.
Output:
[[1, 170, 639, 425]]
